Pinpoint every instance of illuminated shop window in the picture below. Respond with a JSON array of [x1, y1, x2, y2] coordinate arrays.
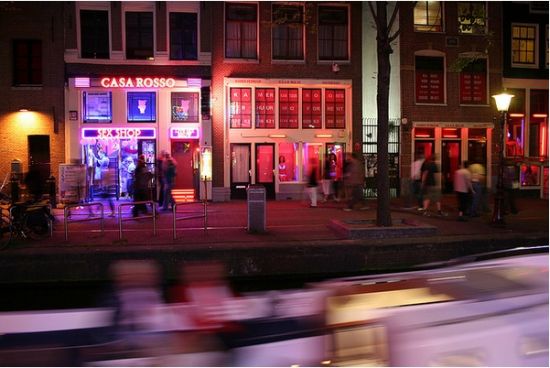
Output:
[[83, 91, 112, 123], [520, 164, 540, 186], [459, 59, 487, 104], [325, 89, 346, 128], [278, 142, 298, 182], [415, 55, 445, 104], [302, 89, 322, 129], [171, 92, 199, 122], [457, 2, 487, 35], [414, 1, 443, 32], [442, 128, 460, 138], [303, 143, 322, 182], [255, 88, 276, 129], [230, 88, 252, 128], [512, 24, 538, 66], [279, 88, 299, 129], [414, 127, 435, 138], [127, 92, 156, 122]]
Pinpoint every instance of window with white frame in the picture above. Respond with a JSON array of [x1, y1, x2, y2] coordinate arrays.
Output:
[[255, 88, 276, 129], [318, 5, 349, 61], [459, 58, 487, 105], [512, 24, 538, 67], [125, 11, 154, 60], [169, 12, 197, 60], [414, 1, 443, 32], [457, 2, 486, 34], [229, 87, 252, 128], [225, 3, 257, 59], [80, 9, 109, 59], [279, 88, 299, 129], [272, 4, 304, 60]]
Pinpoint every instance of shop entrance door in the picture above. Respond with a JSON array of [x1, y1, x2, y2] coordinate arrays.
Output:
[[28, 135, 50, 192], [441, 141, 461, 193], [230, 143, 251, 199], [171, 141, 197, 190], [256, 143, 275, 199]]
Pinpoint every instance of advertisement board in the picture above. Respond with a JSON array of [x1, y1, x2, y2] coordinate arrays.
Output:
[[59, 164, 86, 204]]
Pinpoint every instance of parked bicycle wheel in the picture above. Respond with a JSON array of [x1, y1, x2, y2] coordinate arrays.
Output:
[[0, 217, 11, 250], [24, 210, 50, 240]]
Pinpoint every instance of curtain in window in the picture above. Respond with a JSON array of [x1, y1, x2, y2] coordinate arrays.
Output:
[[242, 22, 257, 58], [226, 22, 241, 58], [332, 25, 348, 59]]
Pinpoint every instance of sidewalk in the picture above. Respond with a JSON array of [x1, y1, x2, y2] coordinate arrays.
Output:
[[0, 194, 547, 283]]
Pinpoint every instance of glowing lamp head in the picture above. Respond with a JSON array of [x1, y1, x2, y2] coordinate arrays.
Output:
[[492, 93, 514, 112]]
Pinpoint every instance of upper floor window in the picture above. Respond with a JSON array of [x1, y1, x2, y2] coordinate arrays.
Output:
[[170, 12, 197, 60], [512, 24, 538, 67], [414, 1, 443, 32], [458, 2, 487, 34], [80, 10, 109, 59], [415, 55, 445, 104], [13, 39, 42, 86], [318, 6, 349, 61], [225, 3, 257, 59], [272, 4, 304, 60], [459, 58, 487, 105], [125, 11, 154, 60]]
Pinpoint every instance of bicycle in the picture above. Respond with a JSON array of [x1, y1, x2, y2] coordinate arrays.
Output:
[[1, 193, 53, 250]]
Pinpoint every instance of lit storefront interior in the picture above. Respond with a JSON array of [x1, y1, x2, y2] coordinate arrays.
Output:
[[223, 78, 352, 200], [412, 124, 492, 192], [65, 77, 210, 204]]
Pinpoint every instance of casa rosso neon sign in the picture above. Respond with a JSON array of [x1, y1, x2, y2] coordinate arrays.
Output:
[[100, 77, 176, 88]]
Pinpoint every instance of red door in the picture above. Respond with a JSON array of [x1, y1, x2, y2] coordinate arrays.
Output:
[[171, 141, 197, 190]]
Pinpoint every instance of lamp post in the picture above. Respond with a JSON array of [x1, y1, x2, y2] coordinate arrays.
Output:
[[491, 92, 514, 225]]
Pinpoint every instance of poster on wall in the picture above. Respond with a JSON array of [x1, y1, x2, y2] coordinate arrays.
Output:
[[59, 164, 86, 204]]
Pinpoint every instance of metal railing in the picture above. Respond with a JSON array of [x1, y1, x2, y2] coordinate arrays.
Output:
[[64, 202, 104, 241], [118, 201, 156, 240], [172, 200, 207, 240]]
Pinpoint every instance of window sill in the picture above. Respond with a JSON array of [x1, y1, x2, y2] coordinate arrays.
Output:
[[223, 58, 259, 64], [415, 102, 447, 106], [459, 104, 490, 107], [271, 59, 306, 64], [12, 86, 43, 90]]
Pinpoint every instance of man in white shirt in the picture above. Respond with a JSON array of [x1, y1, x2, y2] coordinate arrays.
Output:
[[454, 161, 474, 221]]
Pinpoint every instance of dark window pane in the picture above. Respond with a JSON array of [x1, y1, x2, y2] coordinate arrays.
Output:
[[126, 12, 154, 60], [225, 3, 257, 59], [80, 10, 109, 59], [318, 6, 348, 60], [13, 40, 42, 86], [169, 12, 197, 60], [272, 4, 304, 60]]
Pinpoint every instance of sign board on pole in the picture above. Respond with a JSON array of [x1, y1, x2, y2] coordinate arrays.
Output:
[[59, 164, 86, 204]]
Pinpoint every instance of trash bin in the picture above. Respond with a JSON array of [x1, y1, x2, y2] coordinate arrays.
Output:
[[247, 185, 266, 233]]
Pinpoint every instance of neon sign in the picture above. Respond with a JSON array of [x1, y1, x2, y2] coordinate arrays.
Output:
[[100, 77, 176, 88], [170, 126, 200, 139], [82, 128, 156, 139]]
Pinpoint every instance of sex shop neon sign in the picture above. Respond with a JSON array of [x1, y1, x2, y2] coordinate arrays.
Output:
[[100, 77, 176, 88], [82, 128, 156, 140]]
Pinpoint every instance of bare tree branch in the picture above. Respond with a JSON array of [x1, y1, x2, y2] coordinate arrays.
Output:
[[388, 29, 401, 43], [368, 1, 382, 31], [387, 3, 400, 36]]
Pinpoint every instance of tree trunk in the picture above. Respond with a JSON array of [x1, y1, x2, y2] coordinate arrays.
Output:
[[375, 2, 392, 227]]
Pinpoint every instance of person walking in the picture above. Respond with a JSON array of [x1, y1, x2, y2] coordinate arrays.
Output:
[[306, 157, 319, 208], [162, 154, 177, 211], [420, 154, 444, 216], [468, 161, 486, 217], [454, 161, 474, 221], [410, 152, 425, 210], [344, 152, 367, 211], [132, 155, 151, 217], [156, 151, 166, 206], [322, 153, 337, 202]]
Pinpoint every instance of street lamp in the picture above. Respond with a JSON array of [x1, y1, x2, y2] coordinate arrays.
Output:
[[491, 92, 514, 225]]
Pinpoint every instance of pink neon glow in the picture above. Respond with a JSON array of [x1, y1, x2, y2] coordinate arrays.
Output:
[[533, 113, 548, 118], [510, 113, 525, 118], [75, 77, 90, 88], [541, 125, 547, 156]]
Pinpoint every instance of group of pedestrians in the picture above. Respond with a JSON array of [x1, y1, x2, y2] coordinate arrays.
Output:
[[306, 149, 368, 211]]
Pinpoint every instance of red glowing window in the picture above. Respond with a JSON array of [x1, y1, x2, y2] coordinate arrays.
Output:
[[460, 59, 487, 104], [230, 88, 252, 128], [325, 89, 346, 129], [279, 88, 299, 129], [302, 89, 322, 129], [442, 128, 460, 138], [255, 88, 275, 129]]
